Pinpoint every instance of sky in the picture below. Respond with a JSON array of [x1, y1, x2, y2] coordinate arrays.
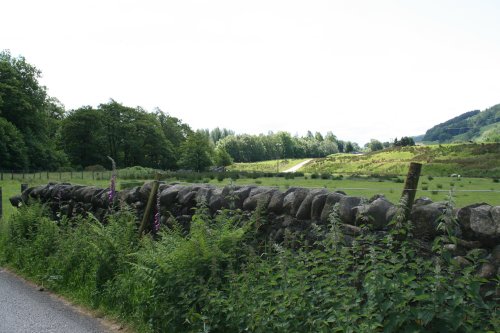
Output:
[[2, 0, 500, 145]]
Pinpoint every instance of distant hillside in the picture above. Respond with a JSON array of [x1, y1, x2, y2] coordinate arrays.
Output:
[[303, 143, 500, 177], [422, 104, 500, 143]]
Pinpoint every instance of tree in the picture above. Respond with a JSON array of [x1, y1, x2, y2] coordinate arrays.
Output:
[[210, 127, 234, 144], [325, 131, 337, 142], [319, 140, 339, 156], [0, 50, 68, 169], [217, 135, 243, 162], [122, 110, 175, 169], [178, 132, 213, 171], [59, 106, 107, 168], [345, 141, 354, 153], [369, 139, 384, 152], [156, 109, 192, 155], [214, 147, 233, 167], [0, 117, 28, 169], [394, 136, 415, 147]]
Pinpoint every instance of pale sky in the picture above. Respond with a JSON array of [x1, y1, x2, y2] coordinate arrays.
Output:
[[2, 0, 500, 145]]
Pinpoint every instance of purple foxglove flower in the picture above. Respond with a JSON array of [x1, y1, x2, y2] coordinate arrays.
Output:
[[107, 156, 117, 203]]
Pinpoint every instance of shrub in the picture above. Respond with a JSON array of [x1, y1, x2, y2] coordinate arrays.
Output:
[[437, 183, 443, 189], [1, 204, 497, 333], [321, 172, 331, 180], [217, 173, 225, 182], [311, 173, 319, 179]]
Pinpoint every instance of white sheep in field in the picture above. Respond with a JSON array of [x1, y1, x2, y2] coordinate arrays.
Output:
[[450, 174, 461, 178]]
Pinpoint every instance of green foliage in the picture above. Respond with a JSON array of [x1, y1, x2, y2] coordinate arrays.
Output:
[[217, 130, 340, 163], [213, 147, 233, 167], [0, 117, 28, 169], [1, 204, 498, 333], [393, 136, 415, 147], [60, 101, 177, 170], [368, 139, 384, 152], [0, 50, 68, 170], [179, 131, 214, 172]]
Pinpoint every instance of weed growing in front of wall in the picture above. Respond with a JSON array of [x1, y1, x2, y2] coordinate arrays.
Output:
[[0, 202, 498, 333]]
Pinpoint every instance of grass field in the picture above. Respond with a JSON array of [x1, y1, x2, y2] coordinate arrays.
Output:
[[205, 175, 500, 207]]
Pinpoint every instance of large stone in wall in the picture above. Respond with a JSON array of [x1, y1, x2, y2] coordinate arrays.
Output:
[[296, 189, 328, 220], [28, 184, 49, 201], [355, 197, 394, 229], [470, 205, 500, 246], [139, 182, 155, 201], [208, 188, 224, 212], [195, 186, 214, 206], [72, 186, 101, 203], [177, 185, 204, 214], [243, 188, 276, 211], [124, 186, 141, 204], [218, 186, 253, 209], [311, 193, 328, 221], [160, 184, 184, 208], [232, 186, 254, 209], [320, 192, 345, 223], [92, 188, 110, 208], [338, 196, 363, 225], [456, 203, 489, 240], [410, 202, 447, 240], [268, 191, 285, 214], [283, 188, 310, 216]]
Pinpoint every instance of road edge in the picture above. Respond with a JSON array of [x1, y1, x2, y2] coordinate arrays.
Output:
[[0, 266, 135, 333]]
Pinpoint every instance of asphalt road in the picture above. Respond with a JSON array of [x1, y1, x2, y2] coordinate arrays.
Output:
[[0, 268, 111, 333]]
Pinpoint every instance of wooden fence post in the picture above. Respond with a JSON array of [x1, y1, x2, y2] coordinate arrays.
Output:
[[138, 177, 160, 237], [401, 162, 422, 221]]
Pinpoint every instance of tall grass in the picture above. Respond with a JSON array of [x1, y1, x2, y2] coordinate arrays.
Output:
[[0, 204, 498, 332]]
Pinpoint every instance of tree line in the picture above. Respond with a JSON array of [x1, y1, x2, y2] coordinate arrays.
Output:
[[1, 51, 412, 172]]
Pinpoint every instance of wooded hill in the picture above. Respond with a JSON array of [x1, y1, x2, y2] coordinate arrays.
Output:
[[422, 104, 500, 143]]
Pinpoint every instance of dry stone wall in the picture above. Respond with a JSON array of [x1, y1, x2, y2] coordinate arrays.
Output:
[[10, 182, 500, 278]]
